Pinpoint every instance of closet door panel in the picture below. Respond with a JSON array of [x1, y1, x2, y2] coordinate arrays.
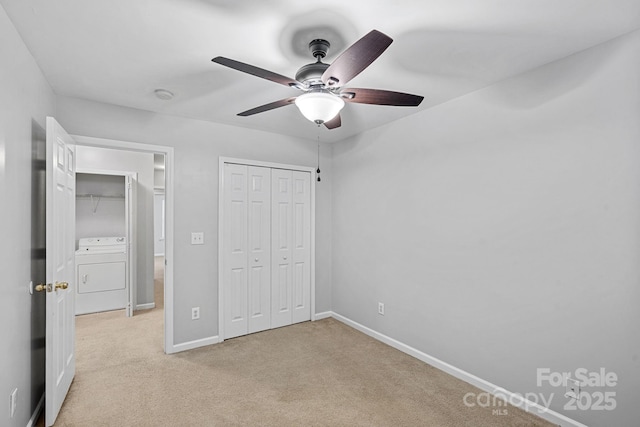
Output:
[[223, 164, 248, 339], [271, 169, 293, 328], [247, 166, 271, 334], [292, 171, 311, 324]]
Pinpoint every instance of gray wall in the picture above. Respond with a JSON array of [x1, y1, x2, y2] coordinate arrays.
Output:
[[75, 146, 155, 307], [332, 29, 640, 426], [4, 0, 637, 424], [0, 4, 55, 426], [55, 96, 333, 346]]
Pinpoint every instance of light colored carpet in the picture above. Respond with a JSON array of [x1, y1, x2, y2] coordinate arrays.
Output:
[[41, 258, 555, 426]]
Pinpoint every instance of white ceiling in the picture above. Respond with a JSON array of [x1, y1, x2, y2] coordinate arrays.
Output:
[[2, 0, 640, 143]]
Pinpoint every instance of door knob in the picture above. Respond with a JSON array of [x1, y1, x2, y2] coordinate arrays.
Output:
[[35, 282, 68, 292], [283, 256, 287, 260], [55, 282, 69, 290], [34, 283, 52, 292], [254, 258, 259, 262]]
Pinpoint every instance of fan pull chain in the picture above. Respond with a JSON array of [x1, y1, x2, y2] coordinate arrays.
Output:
[[316, 135, 321, 182]]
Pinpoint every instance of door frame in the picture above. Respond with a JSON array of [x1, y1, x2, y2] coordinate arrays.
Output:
[[218, 156, 317, 342], [75, 168, 137, 317], [72, 135, 176, 353]]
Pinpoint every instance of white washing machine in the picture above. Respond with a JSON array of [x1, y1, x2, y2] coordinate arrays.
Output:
[[75, 237, 128, 315]]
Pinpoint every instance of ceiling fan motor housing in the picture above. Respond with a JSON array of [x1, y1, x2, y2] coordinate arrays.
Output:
[[294, 39, 332, 86], [295, 61, 330, 85], [309, 39, 330, 59]]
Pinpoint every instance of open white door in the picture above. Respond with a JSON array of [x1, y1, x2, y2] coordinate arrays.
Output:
[[43, 117, 76, 426], [125, 173, 136, 317]]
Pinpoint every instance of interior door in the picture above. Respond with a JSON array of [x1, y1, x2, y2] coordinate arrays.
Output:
[[247, 166, 271, 334], [271, 169, 293, 329], [221, 162, 312, 339], [44, 117, 76, 426], [291, 171, 311, 324], [126, 173, 136, 317], [223, 163, 249, 339]]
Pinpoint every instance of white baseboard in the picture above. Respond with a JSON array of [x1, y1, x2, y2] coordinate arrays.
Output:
[[329, 311, 585, 427], [136, 303, 156, 311], [170, 335, 219, 353], [171, 312, 331, 353], [26, 393, 44, 427], [314, 311, 332, 320]]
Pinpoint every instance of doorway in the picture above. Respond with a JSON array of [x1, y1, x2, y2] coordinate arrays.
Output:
[[75, 171, 135, 316], [73, 135, 175, 352]]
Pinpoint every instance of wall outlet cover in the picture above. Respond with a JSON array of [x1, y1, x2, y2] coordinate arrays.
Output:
[[565, 377, 581, 399], [191, 232, 204, 245]]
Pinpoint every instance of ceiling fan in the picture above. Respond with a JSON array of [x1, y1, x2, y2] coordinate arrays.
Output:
[[211, 29, 424, 129]]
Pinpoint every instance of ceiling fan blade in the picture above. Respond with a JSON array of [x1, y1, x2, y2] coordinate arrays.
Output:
[[321, 30, 393, 88], [212, 57, 300, 88], [237, 97, 297, 117], [323, 114, 342, 129], [341, 88, 424, 106]]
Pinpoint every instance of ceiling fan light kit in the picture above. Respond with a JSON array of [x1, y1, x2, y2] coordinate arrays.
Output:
[[295, 91, 345, 124], [212, 29, 424, 130]]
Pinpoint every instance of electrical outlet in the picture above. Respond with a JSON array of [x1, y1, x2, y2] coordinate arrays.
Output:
[[565, 376, 581, 399], [378, 302, 385, 315], [10, 388, 17, 418], [191, 232, 204, 245], [191, 307, 200, 320]]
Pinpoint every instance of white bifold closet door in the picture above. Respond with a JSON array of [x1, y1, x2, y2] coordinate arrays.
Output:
[[223, 165, 272, 339], [271, 168, 311, 328], [223, 164, 310, 340]]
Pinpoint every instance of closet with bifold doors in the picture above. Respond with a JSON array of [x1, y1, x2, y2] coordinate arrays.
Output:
[[221, 161, 312, 340]]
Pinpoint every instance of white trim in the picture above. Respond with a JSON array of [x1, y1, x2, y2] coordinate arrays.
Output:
[[329, 312, 587, 427], [72, 135, 176, 354], [218, 158, 225, 342], [170, 336, 219, 353], [314, 311, 332, 320], [26, 393, 45, 427], [218, 157, 316, 341], [76, 167, 134, 177], [136, 303, 156, 311], [310, 165, 316, 322]]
